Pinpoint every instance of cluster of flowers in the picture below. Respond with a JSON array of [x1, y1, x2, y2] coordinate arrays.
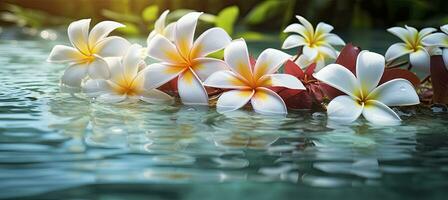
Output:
[[48, 11, 448, 125]]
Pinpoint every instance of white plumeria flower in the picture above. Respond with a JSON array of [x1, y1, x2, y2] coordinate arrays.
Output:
[[422, 24, 448, 70], [385, 25, 436, 76], [282, 15, 345, 71], [204, 39, 305, 115], [314, 51, 420, 125], [47, 19, 130, 87], [146, 10, 176, 44], [83, 44, 173, 104], [146, 12, 231, 105]]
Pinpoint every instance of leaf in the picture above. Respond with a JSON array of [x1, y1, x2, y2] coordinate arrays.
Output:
[[379, 68, 420, 88], [236, 31, 271, 41], [142, 5, 159, 22], [430, 55, 448, 104], [215, 6, 239, 35], [245, 0, 287, 25], [284, 60, 304, 79], [102, 9, 140, 23], [207, 49, 224, 60], [116, 23, 140, 35]]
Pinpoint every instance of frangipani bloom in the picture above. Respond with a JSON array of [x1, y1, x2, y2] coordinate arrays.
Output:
[[83, 44, 173, 104], [146, 10, 176, 44], [282, 15, 345, 71], [48, 19, 130, 87], [385, 25, 436, 76], [146, 12, 231, 105], [314, 51, 420, 125], [204, 39, 305, 115], [422, 24, 448, 69]]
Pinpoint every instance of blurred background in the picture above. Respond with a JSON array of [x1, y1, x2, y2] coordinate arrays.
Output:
[[0, 0, 447, 46]]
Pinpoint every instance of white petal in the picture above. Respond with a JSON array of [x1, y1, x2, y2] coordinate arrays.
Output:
[[443, 48, 448, 70], [163, 22, 176, 41], [88, 21, 124, 47], [83, 79, 112, 97], [204, 70, 250, 89], [315, 22, 333, 35], [409, 48, 430, 77], [123, 44, 143, 78], [296, 15, 314, 34], [105, 57, 124, 83], [95, 36, 131, 57], [224, 39, 253, 80], [251, 87, 287, 115], [143, 63, 185, 89], [282, 35, 306, 49], [303, 46, 318, 60], [295, 55, 313, 69], [139, 89, 174, 104], [259, 74, 305, 90], [387, 27, 410, 43], [362, 100, 401, 125], [147, 34, 185, 64], [191, 58, 228, 81], [368, 79, 419, 106], [191, 27, 231, 58], [356, 51, 385, 95], [441, 25, 448, 35], [68, 19, 91, 55], [283, 23, 306, 35], [385, 43, 412, 61], [155, 10, 169, 32], [61, 63, 88, 87], [216, 89, 255, 113], [96, 93, 127, 103], [253, 48, 291, 79], [177, 69, 208, 105], [175, 12, 202, 58], [324, 33, 345, 46], [314, 63, 360, 99], [421, 33, 448, 47], [88, 56, 110, 79], [419, 27, 436, 38], [318, 45, 337, 59], [47, 45, 84, 63], [326, 95, 363, 124]]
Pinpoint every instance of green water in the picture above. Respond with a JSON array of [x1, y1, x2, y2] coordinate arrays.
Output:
[[1, 31, 448, 200]]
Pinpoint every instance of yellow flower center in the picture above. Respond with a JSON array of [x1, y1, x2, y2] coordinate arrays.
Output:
[[112, 75, 142, 96]]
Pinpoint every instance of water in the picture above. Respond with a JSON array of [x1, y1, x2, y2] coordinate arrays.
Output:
[[1, 33, 448, 200]]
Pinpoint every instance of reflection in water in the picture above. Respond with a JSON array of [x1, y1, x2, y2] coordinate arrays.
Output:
[[1, 39, 448, 199]]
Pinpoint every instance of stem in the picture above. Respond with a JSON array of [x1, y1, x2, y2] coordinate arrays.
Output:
[[292, 47, 303, 62], [386, 60, 408, 69], [420, 76, 431, 84]]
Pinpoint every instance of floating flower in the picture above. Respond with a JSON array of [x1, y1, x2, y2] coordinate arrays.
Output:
[[83, 44, 173, 104], [385, 25, 436, 76], [146, 12, 231, 105], [204, 39, 305, 115], [47, 19, 130, 87], [422, 24, 448, 69], [314, 51, 420, 125], [146, 10, 176, 44], [282, 15, 345, 71]]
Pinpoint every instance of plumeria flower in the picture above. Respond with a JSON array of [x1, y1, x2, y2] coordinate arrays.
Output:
[[314, 51, 420, 125], [385, 25, 436, 76], [83, 44, 173, 104], [146, 10, 176, 45], [282, 15, 345, 71], [146, 12, 231, 105], [204, 39, 305, 115], [47, 19, 130, 87], [422, 24, 448, 69]]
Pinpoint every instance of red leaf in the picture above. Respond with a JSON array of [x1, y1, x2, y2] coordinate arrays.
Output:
[[335, 43, 361, 73], [281, 90, 313, 109], [305, 63, 317, 77], [284, 60, 304, 78], [430, 55, 448, 104], [379, 68, 420, 88]]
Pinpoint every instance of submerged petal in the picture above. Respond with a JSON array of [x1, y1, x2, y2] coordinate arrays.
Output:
[[251, 87, 287, 115], [362, 100, 401, 125], [326, 95, 363, 124], [356, 51, 385, 95], [83, 79, 113, 97], [139, 89, 174, 104], [216, 89, 254, 113], [177, 69, 209, 105], [368, 79, 419, 106], [61, 63, 89, 87], [96, 93, 127, 103]]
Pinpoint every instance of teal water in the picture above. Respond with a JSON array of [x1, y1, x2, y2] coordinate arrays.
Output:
[[1, 31, 448, 200]]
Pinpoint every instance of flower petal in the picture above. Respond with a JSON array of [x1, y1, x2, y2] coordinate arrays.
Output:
[[143, 63, 185, 89], [191, 58, 228, 81], [441, 25, 448, 35], [61, 63, 89, 87], [422, 33, 448, 47], [326, 95, 363, 124], [163, 22, 176, 41], [296, 15, 314, 35], [324, 33, 345, 46], [139, 89, 174, 104], [318, 45, 337, 59], [303, 46, 318, 61], [224, 39, 253, 81], [443, 48, 448, 71], [147, 34, 185, 64], [419, 27, 437, 38], [47, 45, 84, 63], [259, 74, 305, 90], [216, 89, 255, 113], [191, 27, 231, 58], [204, 70, 250, 89], [95, 36, 130, 57], [409, 48, 430, 77], [363, 100, 401, 125], [368, 79, 419, 106], [123, 44, 143, 78], [282, 35, 306, 49], [68, 19, 91, 55], [356, 51, 385, 95], [83, 79, 113, 97], [387, 27, 410, 44], [155, 10, 169, 32], [385, 43, 412, 62], [314, 63, 360, 99], [177, 69, 208, 105], [88, 21, 124, 47], [251, 87, 287, 115], [88, 56, 110, 79], [175, 12, 202, 58], [283, 23, 306, 35], [96, 93, 127, 103], [253, 48, 291, 80], [315, 22, 333, 36]]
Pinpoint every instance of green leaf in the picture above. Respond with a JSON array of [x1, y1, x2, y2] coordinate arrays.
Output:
[[116, 22, 140, 35], [142, 5, 159, 22], [215, 6, 239, 35], [207, 49, 224, 59], [236, 31, 270, 41], [245, 0, 287, 25], [102, 9, 140, 23]]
